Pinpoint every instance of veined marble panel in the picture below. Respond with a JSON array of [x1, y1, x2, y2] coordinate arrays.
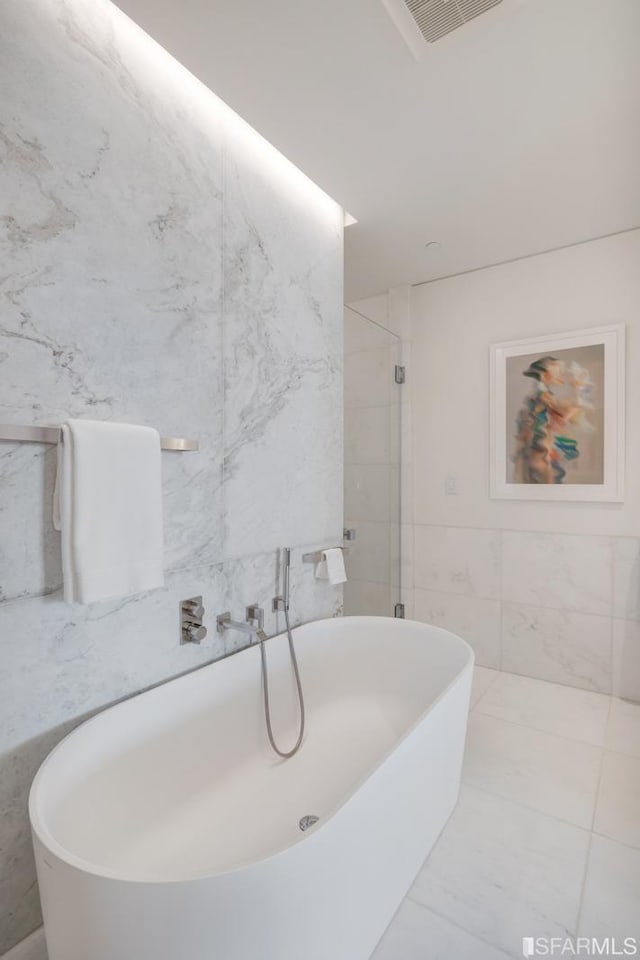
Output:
[[0, 566, 232, 759], [414, 588, 501, 668], [221, 112, 343, 560], [502, 531, 612, 616], [220, 544, 343, 654], [0, 0, 343, 952], [413, 526, 500, 600], [0, 0, 227, 599], [502, 602, 612, 693]]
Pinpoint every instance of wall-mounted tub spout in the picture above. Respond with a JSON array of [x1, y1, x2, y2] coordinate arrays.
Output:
[[216, 606, 267, 642]]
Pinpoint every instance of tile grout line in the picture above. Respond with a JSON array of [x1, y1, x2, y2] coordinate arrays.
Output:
[[0, 538, 347, 610], [476, 665, 610, 698], [601, 741, 640, 763], [574, 693, 614, 937], [471, 667, 501, 710], [410, 522, 640, 544], [412, 584, 613, 620], [403, 897, 517, 959], [609, 542, 616, 696], [462, 779, 596, 837], [498, 528, 504, 672], [590, 825, 640, 853], [468, 707, 608, 754]]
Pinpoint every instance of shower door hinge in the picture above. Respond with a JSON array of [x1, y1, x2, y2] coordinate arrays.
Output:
[[394, 365, 406, 385], [394, 602, 405, 619]]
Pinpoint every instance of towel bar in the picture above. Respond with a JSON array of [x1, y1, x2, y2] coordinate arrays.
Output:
[[0, 423, 199, 452], [302, 548, 349, 564]]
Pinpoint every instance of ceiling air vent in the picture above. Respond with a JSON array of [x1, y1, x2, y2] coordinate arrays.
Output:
[[381, 0, 503, 55]]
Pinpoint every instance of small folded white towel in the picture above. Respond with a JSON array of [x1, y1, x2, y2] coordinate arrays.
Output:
[[315, 548, 347, 585], [53, 419, 164, 604]]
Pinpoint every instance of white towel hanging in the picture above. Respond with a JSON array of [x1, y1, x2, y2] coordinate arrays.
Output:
[[53, 419, 164, 604]]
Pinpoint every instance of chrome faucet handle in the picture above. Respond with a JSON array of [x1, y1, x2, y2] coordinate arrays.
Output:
[[182, 623, 207, 644], [183, 599, 205, 621], [246, 604, 264, 629], [216, 611, 231, 634], [181, 596, 206, 645]]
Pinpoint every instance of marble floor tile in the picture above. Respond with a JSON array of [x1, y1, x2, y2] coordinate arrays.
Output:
[[612, 619, 640, 703], [605, 697, 640, 759], [612, 537, 640, 622], [470, 666, 500, 707], [578, 835, 640, 940], [474, 673, 610, 747], [594, 751, 640, 849], [3, 928, 47, 960], [410, 785, 590, 957], [463, 713, 602, 828], [373, 899, 513, 960]]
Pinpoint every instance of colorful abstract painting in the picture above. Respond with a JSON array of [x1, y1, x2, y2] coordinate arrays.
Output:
[[490, 325, 624, 501], [506, 344, 604, 485]]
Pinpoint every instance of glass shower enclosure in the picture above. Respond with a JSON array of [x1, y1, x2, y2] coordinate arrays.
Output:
[[343, 306, 402, 616]]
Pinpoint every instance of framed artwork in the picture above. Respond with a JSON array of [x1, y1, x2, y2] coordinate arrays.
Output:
[[490, 324, 625, 501]]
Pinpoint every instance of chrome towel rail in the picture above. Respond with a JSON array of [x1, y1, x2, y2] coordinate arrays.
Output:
[[0, 423, 199, 452], [303, 548, 350, 564]]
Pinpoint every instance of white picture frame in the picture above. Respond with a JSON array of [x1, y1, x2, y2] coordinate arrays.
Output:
[[490, 324, 625, 501]]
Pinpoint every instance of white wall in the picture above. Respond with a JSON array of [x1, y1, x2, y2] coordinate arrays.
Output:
[[351, 230, 640, 703], [412, 230, 640, 537], [0, 0, 343, 953]]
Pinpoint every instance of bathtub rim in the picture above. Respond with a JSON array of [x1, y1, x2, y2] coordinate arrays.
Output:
[[29, 615, 474, 885]]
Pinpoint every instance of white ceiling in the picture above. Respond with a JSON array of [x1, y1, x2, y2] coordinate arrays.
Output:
[[114, 0, 640, 301]]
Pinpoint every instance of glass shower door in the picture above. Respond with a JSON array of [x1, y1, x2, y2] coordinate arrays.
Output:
[[343, 306, 402, 616]]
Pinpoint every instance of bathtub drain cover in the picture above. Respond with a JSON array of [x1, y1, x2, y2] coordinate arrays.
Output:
[[299, 815, 319, 832]]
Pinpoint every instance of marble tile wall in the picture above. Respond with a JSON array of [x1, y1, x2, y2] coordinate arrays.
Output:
[[412, 525, 640, 701], [0, 0, 343, 954]]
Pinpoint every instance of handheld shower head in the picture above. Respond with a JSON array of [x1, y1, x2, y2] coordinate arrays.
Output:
[[282, 547, 291, 613], [273, 546, 291, 613]]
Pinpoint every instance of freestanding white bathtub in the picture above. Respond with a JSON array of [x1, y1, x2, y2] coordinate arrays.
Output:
[[30, 616, 473, 960]]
